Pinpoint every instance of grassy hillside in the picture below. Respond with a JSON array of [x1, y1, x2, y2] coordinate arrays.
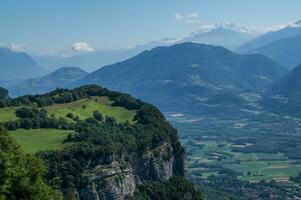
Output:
[[0, 96, 136, 124], [10, 129, 74, 154], [1, 96, 136, 154], [0, 85, 193, 200], [45, 96, 136, 123], [0, 107, 18, 122]]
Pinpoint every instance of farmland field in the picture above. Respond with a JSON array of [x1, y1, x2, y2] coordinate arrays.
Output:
[[184, 139, 301, 182], [167, 114, 301, 184], [10, 129, 74, 154]]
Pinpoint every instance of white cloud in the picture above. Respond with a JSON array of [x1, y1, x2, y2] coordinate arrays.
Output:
[[9, 43, 26, 51], [175, 12, 200, 24], [72, 42, 95, 52]]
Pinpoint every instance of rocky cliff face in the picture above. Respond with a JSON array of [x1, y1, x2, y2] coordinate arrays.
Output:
[[78, 142, 184, 200]]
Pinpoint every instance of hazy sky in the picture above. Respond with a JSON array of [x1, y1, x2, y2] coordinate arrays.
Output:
[[0, 0, 300, 53]]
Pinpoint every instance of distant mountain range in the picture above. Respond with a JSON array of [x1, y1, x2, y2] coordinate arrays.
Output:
[[0, 47, 47, 81], [238, 20, 301, 69], [73, 43, 287, 116], [262, 64, 301, 117], [8, 67, 88, 97], [248, 34, 301, 70], [238, 20, 301, 53], [32, 47, 146, 72], [32, 23, 257, 72], [179, 22, 257, 50]]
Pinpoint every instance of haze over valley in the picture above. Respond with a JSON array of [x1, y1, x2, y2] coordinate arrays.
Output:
[[1, 1, 301, 199]]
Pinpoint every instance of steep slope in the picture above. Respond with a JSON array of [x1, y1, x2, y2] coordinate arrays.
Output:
[[75, 43, 287, 116], [0, 47, 46, 81], [248, 34, 301, 69], [262, 64, 301, 117], [0, 85, 194, 200], [238, 20, 301, 53], [9, 67, 88, 97]]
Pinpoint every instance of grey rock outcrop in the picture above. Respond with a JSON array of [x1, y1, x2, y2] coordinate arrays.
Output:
[[79, 142, 184, 200]]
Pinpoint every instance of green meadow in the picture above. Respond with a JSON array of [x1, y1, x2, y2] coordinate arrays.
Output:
[[1, 96, 136, 154], [0, 96, 136, 124], [0, 107, 19, 122], [45, 96, 136, 123], [10, 128, 74, 154]]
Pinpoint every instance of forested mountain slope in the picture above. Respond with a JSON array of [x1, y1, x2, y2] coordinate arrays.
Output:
[[75, 43, 287, 117], [0, 85, 201, 200]]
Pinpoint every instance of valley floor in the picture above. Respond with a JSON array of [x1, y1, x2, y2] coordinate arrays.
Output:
[[167, 112, 301, 199]]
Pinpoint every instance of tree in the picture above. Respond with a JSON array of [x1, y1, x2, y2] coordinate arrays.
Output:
[[93, 110, 103, 121], [130, 176, 203, 200], [0, 128, 56, 200]]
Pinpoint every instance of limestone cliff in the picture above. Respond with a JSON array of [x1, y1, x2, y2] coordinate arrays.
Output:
[[78, 142, 185, 200]]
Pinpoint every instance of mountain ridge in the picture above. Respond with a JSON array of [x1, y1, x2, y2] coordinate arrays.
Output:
[[32, 22, 257, 72], [248, 34, 301, 69], [73, 43, 287, 117], [238, 20, 301, 53], [8, 66, 88, 97], [262, 64, 301, 117], [0, 47, 47, 81]]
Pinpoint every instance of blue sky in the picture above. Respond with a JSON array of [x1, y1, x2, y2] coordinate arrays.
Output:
[[0, 0, 300, 53]]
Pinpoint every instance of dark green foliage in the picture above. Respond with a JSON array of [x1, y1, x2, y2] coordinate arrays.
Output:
[[66, 112, 74, 119], [38, 105, 183, 190], [16, 107, 46, 118], [93, 110, 103, 121], [2, 85, 186, 198], [130, 176, 202, 200], [0, 128, 56, 200], [111, 95, 142, 110], [5, 107, 70, 130], [5, 85, 141, 109]]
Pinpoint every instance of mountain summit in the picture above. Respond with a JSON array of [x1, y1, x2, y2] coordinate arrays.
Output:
[[75, 43, 287, 116], [174, 22, 257, 50], [9, 67, 88, 96]]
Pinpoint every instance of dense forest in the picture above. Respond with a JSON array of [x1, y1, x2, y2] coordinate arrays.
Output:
[[0, 85, 201, 200], [0, 128, 55, 200]]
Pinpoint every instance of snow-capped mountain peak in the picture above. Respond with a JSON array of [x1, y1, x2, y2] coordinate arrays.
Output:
[[194, 22, 252, 35]]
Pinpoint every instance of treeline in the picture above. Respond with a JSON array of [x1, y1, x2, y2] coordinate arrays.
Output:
[[2, 85, 186, 198], [2, 85, 143, 110], [37, 103, 184, 191], [3, 107, 73, 130], [0, 128, 61, 200], [130, 176, 202, 200]]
